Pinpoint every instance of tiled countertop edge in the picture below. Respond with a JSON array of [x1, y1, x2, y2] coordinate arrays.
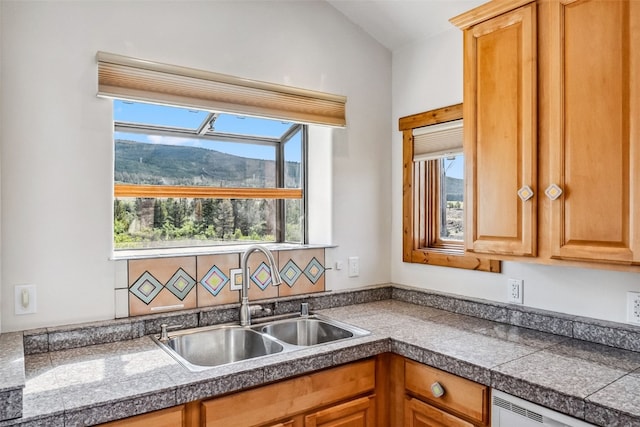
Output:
[[0, 333, 24, 421], [391, 284, 640, 352]]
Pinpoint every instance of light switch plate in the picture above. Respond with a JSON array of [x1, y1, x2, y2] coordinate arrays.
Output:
[[15, 284, 37, 315]]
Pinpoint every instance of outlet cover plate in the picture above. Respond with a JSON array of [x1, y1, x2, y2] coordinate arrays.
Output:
[[627, 292, 640, 324], [508, 279, 524, 304]]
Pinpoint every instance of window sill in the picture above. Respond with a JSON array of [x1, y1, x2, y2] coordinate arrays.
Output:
[[406, 248, 501, 273], [111, 243, 336, 261]]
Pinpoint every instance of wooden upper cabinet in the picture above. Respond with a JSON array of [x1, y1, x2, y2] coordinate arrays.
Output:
[[542, 0, 640, 263], [453, 0, 640, 267], [460, 2, 538, 257]]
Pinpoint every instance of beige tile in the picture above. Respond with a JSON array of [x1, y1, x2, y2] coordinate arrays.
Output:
[[128, 257, 197, 316], [130, 286, 197, 317], [128, 256, 196, 285], [247, 251, 279, 301], [278, 249, 326, 297], [197, 253, 240, 307]]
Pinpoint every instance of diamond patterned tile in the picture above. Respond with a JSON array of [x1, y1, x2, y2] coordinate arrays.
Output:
[[130, 272, 163, 305], [201, 265, 229, 297], [251, 262, 272, 290], [281, 260, 303, 287], [165, 268, 196, 301], [304, 257, 325, 284]]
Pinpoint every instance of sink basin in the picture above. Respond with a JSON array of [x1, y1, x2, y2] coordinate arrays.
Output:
[[159, 326, 283, 371], [259, 318, 354, 346], [154, 315, 369, 372]]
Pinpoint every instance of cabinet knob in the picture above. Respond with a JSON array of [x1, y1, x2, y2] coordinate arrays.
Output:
[[431, 382, 445, 398], [545, 184, 563, 201], [517, 185, 534, 202]]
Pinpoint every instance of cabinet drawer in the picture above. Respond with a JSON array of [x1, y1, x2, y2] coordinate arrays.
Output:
[[202, 359, 375, 426], [404, 360, 489, 425], [405, 397, 475, 427]]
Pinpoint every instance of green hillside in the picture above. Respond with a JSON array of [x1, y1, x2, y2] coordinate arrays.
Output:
[[445, 176, 464, 201], [115, 140, 299, 187]]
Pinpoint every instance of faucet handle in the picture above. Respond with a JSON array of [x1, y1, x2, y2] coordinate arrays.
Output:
[[300, 302, 310, 317]]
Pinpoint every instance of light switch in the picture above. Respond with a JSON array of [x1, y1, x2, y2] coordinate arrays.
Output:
[[15, 284, 37, 315]]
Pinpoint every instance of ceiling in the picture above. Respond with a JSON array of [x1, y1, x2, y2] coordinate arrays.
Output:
[[327, 0, 485, 51]]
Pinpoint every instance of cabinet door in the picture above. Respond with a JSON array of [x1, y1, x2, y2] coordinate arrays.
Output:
[[201, 360, 375, 426], [404, 397, 474, 427], [304, 396, 375, 427], [463, 2, 538, 257], [544, 0, 640, 263], [263, 418, 303, 427]]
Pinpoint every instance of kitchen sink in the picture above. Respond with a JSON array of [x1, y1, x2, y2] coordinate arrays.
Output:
[[258, 317, 356, 346], [158, 326, 284, 371], [154, 314, 369, 372]]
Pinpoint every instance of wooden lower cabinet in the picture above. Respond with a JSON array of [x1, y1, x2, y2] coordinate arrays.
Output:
[[98, 355, 489, 427], [304, 395, 375, 427], [388, 355, 490, 427], [201, 358, 376, 426], [404, 397, 474, 427]]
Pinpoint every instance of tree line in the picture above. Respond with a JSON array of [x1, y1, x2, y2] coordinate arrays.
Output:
[[114, 197, 302, 249]]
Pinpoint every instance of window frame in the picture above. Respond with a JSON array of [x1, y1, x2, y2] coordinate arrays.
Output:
[[113, 105, 308, 249], [399, 104, 500, 272]]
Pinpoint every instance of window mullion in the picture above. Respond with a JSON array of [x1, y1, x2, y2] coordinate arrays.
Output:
[[276, 136, 285, 243]]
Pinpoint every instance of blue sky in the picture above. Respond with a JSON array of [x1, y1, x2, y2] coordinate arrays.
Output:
[[444, 156, 464, 180], [113, 100, 300, 161]]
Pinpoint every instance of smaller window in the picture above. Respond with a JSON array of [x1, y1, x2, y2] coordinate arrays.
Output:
[[399, 104, 500, 272]]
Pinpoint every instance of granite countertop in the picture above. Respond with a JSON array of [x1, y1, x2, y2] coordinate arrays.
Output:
[[4, 299, 640, 427]]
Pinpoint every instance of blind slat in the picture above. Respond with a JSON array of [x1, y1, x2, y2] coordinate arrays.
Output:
[[413, 119, 463, 161], [97, 51, 346, 127]]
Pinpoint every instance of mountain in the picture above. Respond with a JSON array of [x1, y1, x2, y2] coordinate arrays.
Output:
[[445, 176, 463, 202], [115, 140, 299, 187]]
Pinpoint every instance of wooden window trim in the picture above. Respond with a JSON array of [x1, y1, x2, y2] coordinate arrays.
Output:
[[399, 104, 500, 272], [114, 184, 302, 199]]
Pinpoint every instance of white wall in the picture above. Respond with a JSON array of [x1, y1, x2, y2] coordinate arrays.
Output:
[[391, 28, 640, 323], [0, 0, 3, 333], [0, 0, 391, 332]]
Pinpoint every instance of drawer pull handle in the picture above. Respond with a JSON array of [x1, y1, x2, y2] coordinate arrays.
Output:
[[431, 382, 445, 398]]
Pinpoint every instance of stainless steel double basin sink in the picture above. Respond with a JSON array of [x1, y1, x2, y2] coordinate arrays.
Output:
[[153, 315, 369, 372]]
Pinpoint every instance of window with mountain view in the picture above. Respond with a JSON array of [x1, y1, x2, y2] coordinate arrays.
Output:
[[113, 100, 306, 250]]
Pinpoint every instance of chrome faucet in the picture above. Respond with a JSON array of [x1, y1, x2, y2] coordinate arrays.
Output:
[[240, 245, 282, 326]]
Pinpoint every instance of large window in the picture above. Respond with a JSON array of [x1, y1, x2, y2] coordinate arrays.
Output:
[[97, 51, 346, 252], [113, 100, 306, 250], [399, 104, 500, 272]]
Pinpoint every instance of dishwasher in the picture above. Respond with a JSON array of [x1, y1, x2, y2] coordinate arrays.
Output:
[[492, 390, 596, 427]]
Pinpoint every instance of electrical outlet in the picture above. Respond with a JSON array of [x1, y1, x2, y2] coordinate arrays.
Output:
[[507, 279, 523, 304], [627, 292, 640, 324], [348, 256, 360, 277]]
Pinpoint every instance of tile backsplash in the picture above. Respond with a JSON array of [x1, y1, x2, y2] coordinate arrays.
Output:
[[118, 249, 326, 317]]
